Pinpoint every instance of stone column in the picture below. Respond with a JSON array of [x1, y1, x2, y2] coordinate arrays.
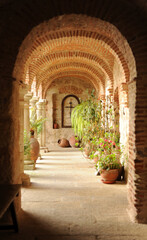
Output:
[[24, 92, 33, 135], [36, 99, 47, 147], [19, 85, 30, 186], [29, 96, 39, 137], [119, 83, 129, 148]]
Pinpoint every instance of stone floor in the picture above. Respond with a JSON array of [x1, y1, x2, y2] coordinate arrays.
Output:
[[0, 148, 147, 240]]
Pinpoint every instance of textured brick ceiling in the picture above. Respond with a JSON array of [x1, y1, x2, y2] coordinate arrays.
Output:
[[13, 14, 135, 96]]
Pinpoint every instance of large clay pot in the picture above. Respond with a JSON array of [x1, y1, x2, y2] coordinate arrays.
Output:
[[100, 169, 119, 184], [69, 136, 79, 148], [58, 138, 70, 147], [30, 136, 40, 162]]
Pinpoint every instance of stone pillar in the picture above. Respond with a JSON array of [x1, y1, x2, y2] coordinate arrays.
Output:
[[24, 92, 33, 135], [19, 85, 30, 186], [118, 83, 129, 155], [105, 90, 113, 131], [29, 96, 39, 137], [36, 99, 47, 147]]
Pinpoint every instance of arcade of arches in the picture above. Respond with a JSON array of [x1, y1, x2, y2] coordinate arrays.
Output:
[[0, 0, 147, 225]]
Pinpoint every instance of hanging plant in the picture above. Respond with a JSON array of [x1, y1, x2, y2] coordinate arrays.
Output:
[[71, 89, 104, 147]]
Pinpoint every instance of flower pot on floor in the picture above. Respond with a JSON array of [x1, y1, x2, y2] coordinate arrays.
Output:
[[69, 136, 79, 148], [100, 169, 119, 184], [58, 138, 70, 147], [30, 130, 40, 163]]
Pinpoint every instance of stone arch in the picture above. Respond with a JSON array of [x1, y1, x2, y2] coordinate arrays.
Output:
[[42, 74, 102, 99]]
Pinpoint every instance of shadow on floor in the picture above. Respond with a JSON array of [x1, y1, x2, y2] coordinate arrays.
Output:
[[0, 210, 69, 240]]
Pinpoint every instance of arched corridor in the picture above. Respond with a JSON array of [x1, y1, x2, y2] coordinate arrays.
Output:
[[0, 0, 147, 234], [1, 148, 147, 239]]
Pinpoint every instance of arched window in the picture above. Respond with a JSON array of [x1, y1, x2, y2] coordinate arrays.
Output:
[[62, 95, 80, 128]]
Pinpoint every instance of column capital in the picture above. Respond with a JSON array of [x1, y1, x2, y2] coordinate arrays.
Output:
[[30, 96, 39, 104], [36, 99, 47, 109], [24, 91, 33, 102]]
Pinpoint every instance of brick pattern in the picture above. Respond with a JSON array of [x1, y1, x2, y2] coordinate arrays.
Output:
[[13, 15, 134, 82], [13, 15, 135, 96], [42, 72, 101, 99]]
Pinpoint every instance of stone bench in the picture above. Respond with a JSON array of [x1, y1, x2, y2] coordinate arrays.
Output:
[[0, 184, 21, 232]]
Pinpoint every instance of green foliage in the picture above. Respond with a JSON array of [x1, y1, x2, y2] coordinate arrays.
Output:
[[71, 89, 104, 146], [71, 89, 125, 170], [24, 129, 30, 156], [99, 154, 121, 171], [30, 106, 47, 136], [71, 89, 126, 170]]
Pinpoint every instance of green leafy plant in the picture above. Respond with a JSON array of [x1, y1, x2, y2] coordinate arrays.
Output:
[[24, 129, 30, 156], [98, 154, 121, 171], [71, 89, 104, 150], [71, 90, 125, 171], [30, 106, 47, 136]]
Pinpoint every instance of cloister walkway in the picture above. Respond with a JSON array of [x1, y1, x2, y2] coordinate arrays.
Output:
[[1, 149, 147, 240]]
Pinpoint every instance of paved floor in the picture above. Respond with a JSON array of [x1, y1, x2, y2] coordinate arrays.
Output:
[[0, 148, 147, 240]]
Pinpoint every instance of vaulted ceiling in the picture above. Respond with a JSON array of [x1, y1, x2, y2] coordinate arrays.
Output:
[[13, 14, 136, 98]]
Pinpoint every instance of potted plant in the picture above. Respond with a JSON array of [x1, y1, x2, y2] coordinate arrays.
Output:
[[94, 134, 122, 183]]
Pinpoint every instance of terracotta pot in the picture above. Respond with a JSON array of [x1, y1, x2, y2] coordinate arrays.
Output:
[[58, 138, 70, 147], [100, 169, 119, 184], [69, 136, 79, 148], [53, 123, 59, 129], [30, 136, 40, 162], [84, 143, 91, 157]]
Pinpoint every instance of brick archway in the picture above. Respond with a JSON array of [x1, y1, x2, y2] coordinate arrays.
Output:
[[0, 0, 146, 224], [14, 14, 139, 222]]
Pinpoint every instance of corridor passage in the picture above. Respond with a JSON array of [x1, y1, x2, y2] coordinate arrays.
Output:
[[1, 149, 147, 240]]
